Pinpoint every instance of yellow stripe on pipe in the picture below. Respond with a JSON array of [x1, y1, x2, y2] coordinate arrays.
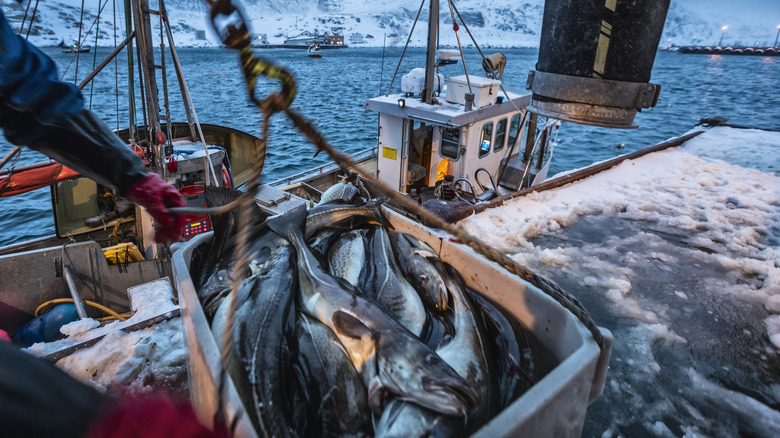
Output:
[[605, 0, 617, 12], [593, 24, 611, 76]]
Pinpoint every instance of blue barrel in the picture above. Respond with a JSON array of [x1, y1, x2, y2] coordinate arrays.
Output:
[[526, 0, 670, 128], [13, 304, 80, 347]]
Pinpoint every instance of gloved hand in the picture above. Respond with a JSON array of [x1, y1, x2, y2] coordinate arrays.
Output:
[[125, 173, 187, 243]]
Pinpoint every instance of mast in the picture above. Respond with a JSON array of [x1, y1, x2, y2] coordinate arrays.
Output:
[[132, 0, 164, 174], [422, 0, 438, 104]]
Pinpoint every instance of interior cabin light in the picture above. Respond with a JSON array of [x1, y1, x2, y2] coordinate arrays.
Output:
[[398, 98, 406, 108]]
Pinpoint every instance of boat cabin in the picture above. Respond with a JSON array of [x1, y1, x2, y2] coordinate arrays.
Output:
[[364, 71, 552, 201], [271, 69, 555, 207]]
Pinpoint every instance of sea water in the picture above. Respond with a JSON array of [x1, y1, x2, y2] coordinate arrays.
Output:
[[0, 47, 777, 246]]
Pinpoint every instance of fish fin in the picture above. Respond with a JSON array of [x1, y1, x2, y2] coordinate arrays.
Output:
[[266, 204, 307, 242], [332, 310, 375, 340]]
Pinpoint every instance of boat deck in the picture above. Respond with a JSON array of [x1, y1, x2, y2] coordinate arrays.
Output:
[[12, 125, 779, 436]]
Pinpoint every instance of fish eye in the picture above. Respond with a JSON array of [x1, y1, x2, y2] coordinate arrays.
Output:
[[425, 354, 440, 365], [418, 274, 428, 285]]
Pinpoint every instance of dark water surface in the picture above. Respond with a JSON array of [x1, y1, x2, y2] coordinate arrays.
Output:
[[0, 47, 778, 246]]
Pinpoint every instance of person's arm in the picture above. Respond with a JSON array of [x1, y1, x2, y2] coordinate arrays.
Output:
[[0, 9, 185, 242], [0, 341, 226, 438], [0, 9, 146, 195]]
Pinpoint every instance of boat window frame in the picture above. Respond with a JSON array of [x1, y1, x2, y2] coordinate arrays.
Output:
[[478, 121, 494, 159], [439, 126, 461, 160], [494, 118, 508, 153], [507, 113, 523, 150]]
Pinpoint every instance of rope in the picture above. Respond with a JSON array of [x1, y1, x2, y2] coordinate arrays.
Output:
[[24, 0, 41, 41], [18, 0, 32, 36], [34, 297, 127, 321], [385, 0, 427, 96], [75, 0, 86, 83]]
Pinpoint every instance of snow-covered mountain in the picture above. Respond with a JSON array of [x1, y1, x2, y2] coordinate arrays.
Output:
[[3, 0, 778, 49]]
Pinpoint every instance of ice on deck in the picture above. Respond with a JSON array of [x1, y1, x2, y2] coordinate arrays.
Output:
[[24, 278, 187, 395], [461, 126, 780, 436]]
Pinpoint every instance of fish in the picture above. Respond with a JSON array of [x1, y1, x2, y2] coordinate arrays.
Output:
[[375, 263, 497, 437], [317, 179, 362, 205], [304, 200, 386, 240], [327, 229, 368, 288], [388, 231, 449, 312], [267, 204, 478, 417], [364, 227, 426, 336], [307, 228, 342, 259], [293, 312, 372, 438], [374, 398, 463, 438], [468, 290, 528, 410], [211, 234, 299, 438], [196, 187, 269, 320]]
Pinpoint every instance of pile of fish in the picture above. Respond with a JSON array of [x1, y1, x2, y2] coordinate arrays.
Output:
[[190, 183, 555, 438]]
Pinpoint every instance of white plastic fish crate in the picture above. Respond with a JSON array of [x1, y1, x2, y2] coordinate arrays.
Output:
[[172, 206, 613, 437]]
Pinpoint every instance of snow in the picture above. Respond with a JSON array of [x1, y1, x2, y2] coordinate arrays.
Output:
[[463, 127, 780, 345], [4, 0, 778, 49], [24, 278, 187, 395], [461, 126, 780, 434]]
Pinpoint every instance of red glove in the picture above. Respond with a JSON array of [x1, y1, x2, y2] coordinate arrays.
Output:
[[125, 173, 187, 243], [87, 395, 229, 438]]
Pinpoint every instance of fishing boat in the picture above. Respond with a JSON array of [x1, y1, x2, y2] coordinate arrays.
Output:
[[306, 44, 322, 58], [62, 45, 91, 54], [2, 0, 676, 434], [169, 0, 683, 435], [0, 0, 258, 354]]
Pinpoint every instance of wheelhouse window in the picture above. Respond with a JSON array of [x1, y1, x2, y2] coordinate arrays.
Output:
[[494, 118, 507, 152], [479, 122, 493, 158], [440, 127, 461, 159], [507, 114, 523, 149]]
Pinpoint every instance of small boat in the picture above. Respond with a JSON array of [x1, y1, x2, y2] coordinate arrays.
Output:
[[306, 44, 322, 58], [62, 46, 90, 54]]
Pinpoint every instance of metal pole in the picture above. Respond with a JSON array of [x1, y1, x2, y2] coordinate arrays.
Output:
[[78, 31, 135, 90], [422, 0, 438, 104], [160, 0, 195, 140], [124, 0, 137, 142], [63, 266, 89, 320], [0, 159, 57, 176], [161, 9, 217, 186], [133, 0, 163, 174], [774, 25, 780, 47], [0, 146, 22, 171]]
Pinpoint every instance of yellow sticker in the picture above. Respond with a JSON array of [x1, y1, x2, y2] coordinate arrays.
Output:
[[382, 147, 398, 160]]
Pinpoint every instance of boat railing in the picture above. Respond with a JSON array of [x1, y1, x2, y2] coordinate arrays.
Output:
[[268, 146, 376, 187]]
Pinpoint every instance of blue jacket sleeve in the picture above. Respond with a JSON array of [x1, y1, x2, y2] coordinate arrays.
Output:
[[0, 8, 148, 195]]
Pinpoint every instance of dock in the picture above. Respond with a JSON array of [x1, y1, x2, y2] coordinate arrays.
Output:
[[677, 45, 779, 56]]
